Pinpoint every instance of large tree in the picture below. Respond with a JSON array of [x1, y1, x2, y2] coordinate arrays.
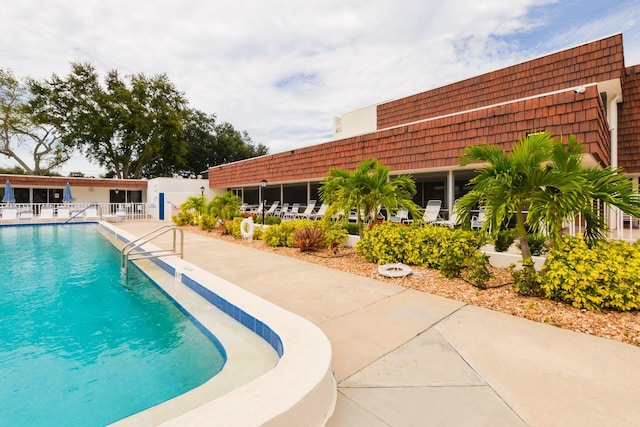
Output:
[[29, 63, 188, 179], [181, 109, 268, 175], [0, 68, 72, 175]]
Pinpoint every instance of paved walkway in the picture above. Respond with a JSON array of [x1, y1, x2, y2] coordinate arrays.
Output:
[[117, 221, 640, 427]]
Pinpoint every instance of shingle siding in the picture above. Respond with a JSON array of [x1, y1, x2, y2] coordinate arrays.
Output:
[[209, 34, 634, 188]]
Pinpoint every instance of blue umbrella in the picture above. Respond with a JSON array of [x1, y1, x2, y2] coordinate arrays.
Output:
[[2, 180, 15, 203], [62, 182, 74, 203]]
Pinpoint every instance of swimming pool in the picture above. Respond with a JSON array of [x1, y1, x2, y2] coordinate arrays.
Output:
[[0, 224, 225, 426]]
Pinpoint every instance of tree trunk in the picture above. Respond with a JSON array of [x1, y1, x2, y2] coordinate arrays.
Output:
[[515, 209, 533, 268]]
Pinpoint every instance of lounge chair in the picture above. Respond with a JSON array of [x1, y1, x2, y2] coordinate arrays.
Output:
[[19, 209, 34, 222], [84, 206, 99, 220], [277, 203, 289, 218], [471, 208, 487, 231], [115, 209, 127, 222], [57, 206, 70, 220], [1, 206, 17, 221], [309, 203, 328, 220], [39, 206, 54, 222], [284, 203, 300, 219], [296, 200, 317, 219], [433, 200, 460, 228], [419, 200, 443, 224], [389, 207, 409, 223], [266, 201, 279, 216]]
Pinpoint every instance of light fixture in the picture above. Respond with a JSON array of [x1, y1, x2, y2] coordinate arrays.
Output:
[[260, 179, 267, 225], [574, 86, 586, 94]]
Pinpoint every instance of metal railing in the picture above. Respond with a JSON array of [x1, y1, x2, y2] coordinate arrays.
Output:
[[120, 224, 184, 289], [0, 202, 150, 223]]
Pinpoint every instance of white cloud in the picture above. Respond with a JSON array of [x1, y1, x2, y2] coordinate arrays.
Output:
[[1, 0, 638, 175]]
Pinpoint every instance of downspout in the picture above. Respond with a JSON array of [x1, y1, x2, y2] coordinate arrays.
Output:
[[608, 94, 622, 168], [608, 94, 622, 236]]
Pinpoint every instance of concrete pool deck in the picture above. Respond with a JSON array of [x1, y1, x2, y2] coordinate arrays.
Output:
[[117, 221, 640, 426]]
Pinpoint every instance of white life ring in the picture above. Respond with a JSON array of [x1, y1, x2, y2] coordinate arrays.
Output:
[[240, 217, 254, 240], [378, 263, 413, 278]]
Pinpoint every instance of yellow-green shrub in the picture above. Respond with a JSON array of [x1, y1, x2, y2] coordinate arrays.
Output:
[[356, 223, 489, 286], [262, 220, 346, 248], [540, 236, 640, 311]]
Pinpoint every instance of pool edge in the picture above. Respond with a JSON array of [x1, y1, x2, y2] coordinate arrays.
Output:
[[100, 222, 337, 427]]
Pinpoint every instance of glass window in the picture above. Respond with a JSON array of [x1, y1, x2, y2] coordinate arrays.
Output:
[[14, 188, 29, 203]]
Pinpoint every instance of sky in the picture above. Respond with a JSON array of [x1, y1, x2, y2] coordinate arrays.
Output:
[[2, 0, 640, 176]]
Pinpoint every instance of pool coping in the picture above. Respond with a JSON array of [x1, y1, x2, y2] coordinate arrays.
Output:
[[99, 222, 337, 426]]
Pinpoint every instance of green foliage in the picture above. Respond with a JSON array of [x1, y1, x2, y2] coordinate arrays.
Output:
[[494, 229, 517, 252], [262, 219, 346, 248], [1, 68, 72, 175], [255, 214, 281, 225], [293, 226, 325, 252], [320, 158, 421, 238], [517, 233, 548, 256], [511, 260, 542, 296], [172, 210, 194, 226], [345, 222, 359, 236], [179, 196, 206, 217], [539, 237, 640, 311], [198, 214, 217, 231], [226, 217, 244, 239], [182, 110, 268, 177], [207, 191, 240, 220], [355, 223, 490, 287]]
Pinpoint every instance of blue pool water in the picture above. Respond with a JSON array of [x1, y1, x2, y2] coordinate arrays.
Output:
[[0, 224, 226, 426]]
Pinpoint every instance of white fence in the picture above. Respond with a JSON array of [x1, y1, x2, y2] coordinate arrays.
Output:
[[0, 203, 150, 223], [566, 206, 640, 242]]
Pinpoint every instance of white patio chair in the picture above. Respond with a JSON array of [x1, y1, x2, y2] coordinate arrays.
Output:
[[389, 207, 409, 223], [296, 200, 317, 219], [433, 200, 460, 228], [284, 203, 300, 219], [266, 201, 279, 216], [19, 209, 34, 222], [57, 206, 70, 220], [39, 206, 54, 222], [1, 206, 17, 221], [84, 206, 99, 220], [471, 208, 487, 231], [410, 200, 442, 224], [309, 203, 328, 220]]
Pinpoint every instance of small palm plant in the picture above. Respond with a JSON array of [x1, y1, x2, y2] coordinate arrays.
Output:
[[319, 158, 421, 238], [457, 132, 640, 279]]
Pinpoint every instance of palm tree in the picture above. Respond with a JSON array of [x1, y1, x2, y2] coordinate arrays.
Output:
[[206, 191, 241, 220], [319, 158, 421, 237], [457, 132, 640, 273]]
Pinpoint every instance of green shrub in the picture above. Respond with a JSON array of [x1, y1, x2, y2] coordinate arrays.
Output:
[[524, 233, 548, 256], [262, 220, 346, 248], [346, 223, 359, 236], [511, 260, 542, 296], [494, 229, 517, 252], [226, 217, 244, 239], [172, 211, 194, 226], [355, 223, 490, 287], [539, 237, 640, 311], [198, 214, 217, 231]]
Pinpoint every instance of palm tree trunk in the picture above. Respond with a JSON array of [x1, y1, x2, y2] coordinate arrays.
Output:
[[515, 210, 533, 267]]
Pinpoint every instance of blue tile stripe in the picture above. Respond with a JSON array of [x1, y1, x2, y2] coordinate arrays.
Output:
[[108, 225, 284, 358]]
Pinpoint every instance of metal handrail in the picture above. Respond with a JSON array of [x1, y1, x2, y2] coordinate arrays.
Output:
[[63, 203, 97, 224], [120, 225, 184, 288]]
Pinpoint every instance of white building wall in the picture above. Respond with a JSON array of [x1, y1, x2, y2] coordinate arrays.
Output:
[[147, 177, 210, 221], [333, 103, 378, 139]]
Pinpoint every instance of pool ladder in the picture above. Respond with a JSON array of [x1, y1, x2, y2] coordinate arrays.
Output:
[[120, 225, 184, 288]]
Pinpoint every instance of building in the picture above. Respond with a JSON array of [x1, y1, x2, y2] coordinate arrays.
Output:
[[206, 33, 640, 217]]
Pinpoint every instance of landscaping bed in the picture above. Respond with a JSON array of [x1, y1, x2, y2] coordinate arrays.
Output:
[[183, 226, 640, 347]]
